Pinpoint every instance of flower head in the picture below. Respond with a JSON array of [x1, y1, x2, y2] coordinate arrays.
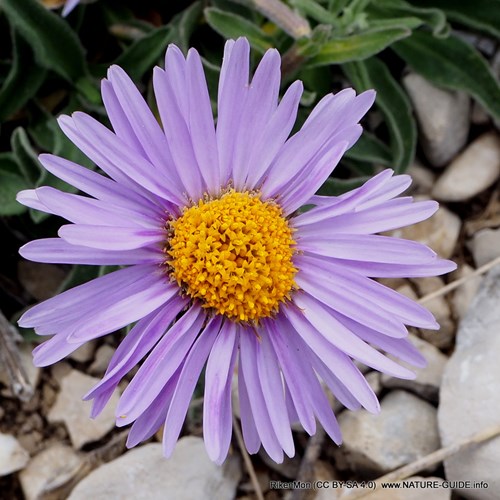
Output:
[[18, 37, 456, 464]]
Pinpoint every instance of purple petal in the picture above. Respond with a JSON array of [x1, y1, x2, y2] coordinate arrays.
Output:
[[153, 67, 205, 199], [106, 66, 183, 187], [335, 314, 427, 368], [116, 305, 205, 425], [295, 266, 408, 338], [67, 277, 178, 343], [256, 330, 295, 458], [298, 233, 436, 265], [237, 357, 261, 454], [186, 49, 221, 194], [20, 238, 161, 265], [232, 48, 281, 189], [217, 38, 250, 184], [283, 304, 379, 413], [58, 224, 164, 251], [38, 154, 163, 217], [293, 294, 416, 379], [32, 333, 85, 367], [280, 139, 350, 214], [204, 321, 239, 463], [239, 328, 284, 463], [297, 254, 438, 329], [126, 365, 183, 448], [246, 80, 303, 188], [311, 256, 457, 278], [85, 295, 188, 409], [162, 315, 223, 457], [19, 264, 157, 327], [35, 187, 156, 228], [266, 318, 316, 435], [297, 198, 439, 236]]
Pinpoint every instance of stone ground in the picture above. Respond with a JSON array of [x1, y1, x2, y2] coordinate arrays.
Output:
[[1, 46, 500, 500]]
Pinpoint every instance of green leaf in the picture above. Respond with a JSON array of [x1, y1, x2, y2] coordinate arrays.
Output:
[[0, 30, 47, 122], [170, 1, 203, 53], [0, 153, 28, 216], [318, 176, 371, 196], [393, 30, 500, 122], [306, 27, 411, 66], [344, 57, 417, 172], [11, 127, 42, 185], [289, 0, 338, 25], [204, 7, 273, 53], [409, 0, 500, 38], [0, 0, 88, 83], [367, 0, 449, 37], [345, 132, 394, 166], [114, 25, 174, 82], [0, 171, 28, 216]]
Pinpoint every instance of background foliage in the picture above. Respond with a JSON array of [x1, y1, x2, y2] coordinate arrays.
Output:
[[0, 0, 499, 322]]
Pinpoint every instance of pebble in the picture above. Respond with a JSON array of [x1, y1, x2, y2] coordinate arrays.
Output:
[[403, 73, 470, 167], [413, 277, 455, 349], [19, 444, 83, 500], [467, 228, 500, 268], [68, 437, 241, 500], [0, 342, 40, 393], [407, 162, 436, 193], [439, 266, 500, 499], [89, 345, 115, 375], [391, 202, 461, 259], [0, 433, 30, 476], [450, 264, 482, 320], [47, 369, 119, 449], [69, 341, 96, 363], [381, 335, 447, 402], [17, 261, 67, 301], [335, 391, 439, 474], [432, 132, 500, 202], [358, 477, 450, 500]]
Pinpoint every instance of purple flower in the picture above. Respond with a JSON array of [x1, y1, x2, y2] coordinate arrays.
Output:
[[17, 37, 455, 464], [62, 0, 80, 16]]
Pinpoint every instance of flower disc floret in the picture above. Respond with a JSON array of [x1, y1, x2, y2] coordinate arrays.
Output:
[[167, 191, 297, 322]]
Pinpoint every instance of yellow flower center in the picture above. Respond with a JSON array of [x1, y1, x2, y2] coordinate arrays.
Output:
[[166, 191, 297, 322]]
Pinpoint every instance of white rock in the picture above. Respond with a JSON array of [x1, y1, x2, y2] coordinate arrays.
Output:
[[450, 264, 482, 320], [69, 341, 97, 363], [17, 261, 67, 301], [19, 444, 83, 500], [358, 477, 450, 500], [439, 266, 500, 500], [403, 73, 470, 167], [89, 345, 115, 375], [335, 391, 439, 474], [407, 162, 436, 193], [381, 335, 447, 402], [0, 433, 30, 476], [47, 369, 119, 449], [0, 343, 40, 392], [68, 437, 241, 500], [467, 228, 500, 268], [391, 202, 461, 259], [413, 276, 455, 349], [432, 132, 500, 201]]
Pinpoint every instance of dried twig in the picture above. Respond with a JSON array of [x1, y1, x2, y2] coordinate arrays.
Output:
[[231, 0, 311, 39], [285, 427, 326, 500], [0, 309, 34, 402], [339, 423, 500, 499], [418, 256, 500, 305], [232, 415, 265, 500]]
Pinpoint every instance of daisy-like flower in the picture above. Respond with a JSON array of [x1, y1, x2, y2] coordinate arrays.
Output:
[[18, 37, 455, 464]]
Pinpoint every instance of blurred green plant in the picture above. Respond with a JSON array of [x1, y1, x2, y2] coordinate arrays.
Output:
[[0, 0, 499, 322]]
